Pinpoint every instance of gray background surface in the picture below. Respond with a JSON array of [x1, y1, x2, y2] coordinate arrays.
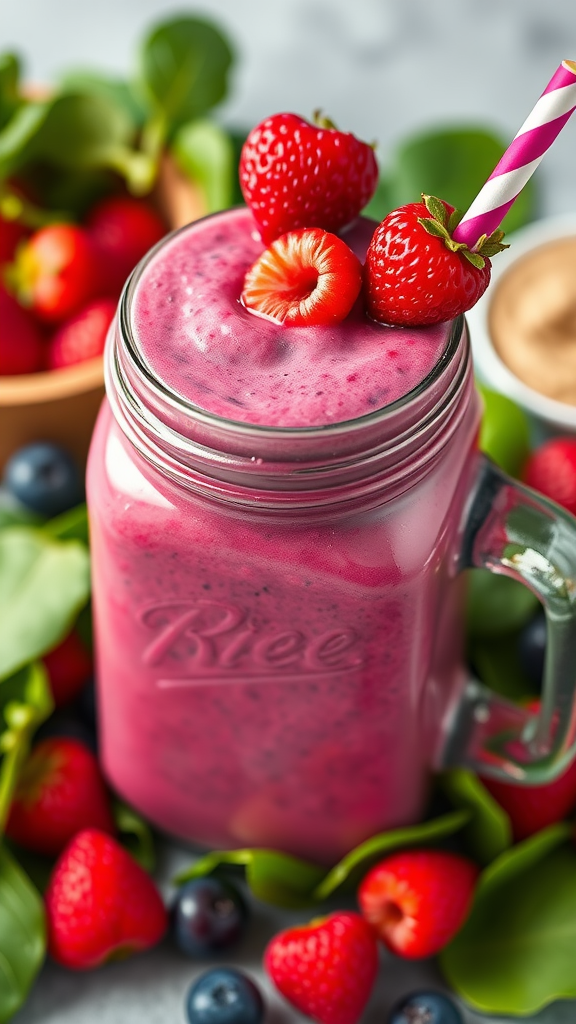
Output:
[[5, 1, 576, 1020]]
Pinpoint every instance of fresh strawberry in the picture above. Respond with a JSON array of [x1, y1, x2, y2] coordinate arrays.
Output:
[[45, 828, 167, 969], [264, 911, 378, 1024], [239, 112, 379, 245], [242, 227, 362, 326], [0, 283, 44, 375], [7, 224, 96, 323], [43, 630, 93, 707], [364, 194, 508, 327], [6, 738, 114, 856], [482, 700, 576, 841], [87, 196, 166, 295], [47, 297, 116, 369], [358, 849, 478, 959], [523, 438, 576, 517]]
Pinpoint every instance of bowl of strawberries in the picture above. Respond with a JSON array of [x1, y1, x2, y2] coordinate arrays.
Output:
[[0, 181, 207, 471]]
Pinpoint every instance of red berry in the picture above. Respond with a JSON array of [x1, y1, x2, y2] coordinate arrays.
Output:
[[47, 297, 116, 369], [0, 215, 28, 264], [6, 738, 114, 857], [242, 227, 362, 326], [240, 112, 379, 245], [364, 198, 492, 327], [0, 284, 44, 375], [264, 911, 378, 1024], [8, 224, 97, 323], [87, 196, 166, 295], [43, 630, 93, 707], [357, 849, 478, 959], [45, 828, 167, 969], [523, 438, 576, 516], [482, 700, 576, 841]]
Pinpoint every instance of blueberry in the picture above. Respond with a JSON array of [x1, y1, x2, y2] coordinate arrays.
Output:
[[185, 967, 264, 1024], [172, 876, 247, 957], [517, 609, 547, 688], [3, 442, 83, 517], [389, 990, 463, 1024]]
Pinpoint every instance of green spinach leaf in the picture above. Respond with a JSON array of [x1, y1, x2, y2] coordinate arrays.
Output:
[[0, 527, 90, 680], [0, 662, 53, 833], [0, 100, 51, 178], [44, 503, 89, 545], [175, 810, 469, 908], [176, 848, 324, 909], [466, 568, 539, 640], [113, 800, 156, 873], [312, 810, 470, 899], [59, 70, 147, 128], [0, 845, 46, 1024], [137, 15, 234, 159], [171, 119, 235, 213], [25, 93, 155, 195], [0, 53, 22, 132], [440, 769, 512, 864], [441, 823, 576, 1015]]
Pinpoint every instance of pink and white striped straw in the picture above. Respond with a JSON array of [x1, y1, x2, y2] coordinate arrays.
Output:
[[452, 60, 576, 249]]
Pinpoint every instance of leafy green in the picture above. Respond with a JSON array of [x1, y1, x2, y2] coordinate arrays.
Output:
[[363, 127, 536, 234], [176, 848, 325, 909], [0, 845, 46, 1024], [312, 810, 470, 899], [440, 769, 512, 865], [137, 16, 234, 149], [59, 70, 147, 128], [0, 100, 51, 178], [478, 385, 531, 478], [172, 118, 235, 213], [441, 823, 576, 1015], [0, 526, 90, 680], [175, 810, 470, 908], [24, 93, 155, 195], [0, 663, 53, 833], [0, 53, 22, 132], [113, 800, 156, 873], [44, 503, 89, 544], [470, 629, 538, 701], [466, 568, 539, 639]]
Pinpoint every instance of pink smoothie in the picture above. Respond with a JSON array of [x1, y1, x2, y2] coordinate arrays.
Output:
[[131, 208, 449, 427], [88, 208, 479, 863]]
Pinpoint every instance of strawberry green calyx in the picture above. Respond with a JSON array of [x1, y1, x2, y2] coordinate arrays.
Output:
[[312, 109, 338, 130], [417, 193, 509, 269]]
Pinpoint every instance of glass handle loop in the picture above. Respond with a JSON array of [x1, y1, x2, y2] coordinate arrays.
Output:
[[443, 453, 576, 784]]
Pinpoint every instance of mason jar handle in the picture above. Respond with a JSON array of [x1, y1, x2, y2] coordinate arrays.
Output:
[[442, 453, 576, 784]]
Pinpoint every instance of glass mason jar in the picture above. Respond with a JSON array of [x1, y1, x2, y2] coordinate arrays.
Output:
[[87, 239, 576, 865]]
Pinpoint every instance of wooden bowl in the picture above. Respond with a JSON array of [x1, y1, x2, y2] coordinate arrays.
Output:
[[0, 154, 206, 472]]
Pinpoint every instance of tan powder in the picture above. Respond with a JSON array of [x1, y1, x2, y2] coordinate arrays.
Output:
[[489, 237, 576, 405]]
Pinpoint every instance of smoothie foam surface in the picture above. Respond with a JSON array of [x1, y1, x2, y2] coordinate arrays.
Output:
[[131, 208, 452, 428]]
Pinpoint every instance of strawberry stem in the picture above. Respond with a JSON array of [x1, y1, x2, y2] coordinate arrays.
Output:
[[418, 193, 509, 267]]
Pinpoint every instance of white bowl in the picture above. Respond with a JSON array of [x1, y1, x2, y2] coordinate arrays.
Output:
[[467, 213, 576, 438]]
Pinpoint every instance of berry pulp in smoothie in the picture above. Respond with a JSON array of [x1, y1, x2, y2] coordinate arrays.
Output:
[[88, 209, 479, 862]]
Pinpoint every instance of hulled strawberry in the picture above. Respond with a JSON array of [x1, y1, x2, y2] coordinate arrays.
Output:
[[364, 195, 508, 327], [45, 829, 167, 969], [265, 911, 378, 1024], [240, 112, 378, 244], [242, 227, 362, 326], [358, 848, 479, 959]]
